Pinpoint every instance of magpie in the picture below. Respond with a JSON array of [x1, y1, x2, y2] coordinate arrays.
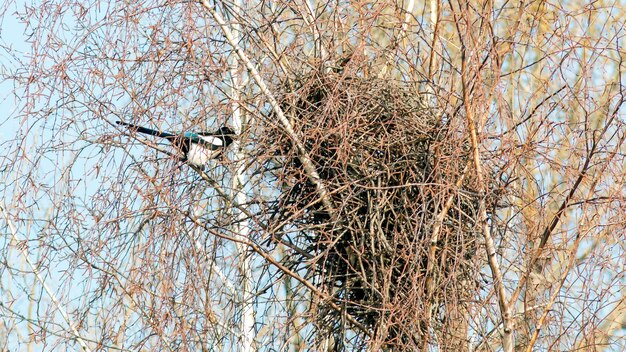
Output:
[[116, 121, 235, 168]]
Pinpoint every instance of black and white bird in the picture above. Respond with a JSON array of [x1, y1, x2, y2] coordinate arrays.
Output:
[[116, 121, 235, 168]]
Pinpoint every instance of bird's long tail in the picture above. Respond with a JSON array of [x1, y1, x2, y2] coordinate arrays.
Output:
[[116, 121, 175, 139]]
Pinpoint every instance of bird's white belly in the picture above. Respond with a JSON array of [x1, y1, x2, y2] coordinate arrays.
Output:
[[187, 144, 215, 166]]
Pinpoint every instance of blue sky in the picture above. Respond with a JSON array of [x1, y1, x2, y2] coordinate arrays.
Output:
[[0, 2, 26, 142], [1, 1, 625, 350]]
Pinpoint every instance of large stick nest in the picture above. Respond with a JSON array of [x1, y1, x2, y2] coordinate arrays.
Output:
[[263, 71, 494, 349]]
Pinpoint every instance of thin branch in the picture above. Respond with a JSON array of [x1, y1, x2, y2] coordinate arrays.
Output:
[[183, 212, 373, 337], [1, 205, 92, 352], [525, 121, 626, 351], [200, 0, 338, 224], [453, 1, 513, 349], [422, 158, 471, 349]]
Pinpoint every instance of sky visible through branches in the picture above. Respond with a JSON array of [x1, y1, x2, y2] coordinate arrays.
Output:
[[1, 0, 625, 351]]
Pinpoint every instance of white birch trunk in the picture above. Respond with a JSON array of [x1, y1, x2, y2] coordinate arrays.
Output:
[[229, 2, 255, 350]]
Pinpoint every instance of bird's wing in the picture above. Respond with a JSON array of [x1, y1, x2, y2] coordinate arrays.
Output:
[[183, 132, 223, 149], [198, 135, 223, 147], [118, 121, 227, 154]]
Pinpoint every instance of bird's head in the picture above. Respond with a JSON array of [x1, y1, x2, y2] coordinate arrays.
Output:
[[217, 126, 236, 146]]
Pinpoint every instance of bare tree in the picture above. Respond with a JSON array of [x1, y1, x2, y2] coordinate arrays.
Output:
[[1, 0, 625, 351]]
